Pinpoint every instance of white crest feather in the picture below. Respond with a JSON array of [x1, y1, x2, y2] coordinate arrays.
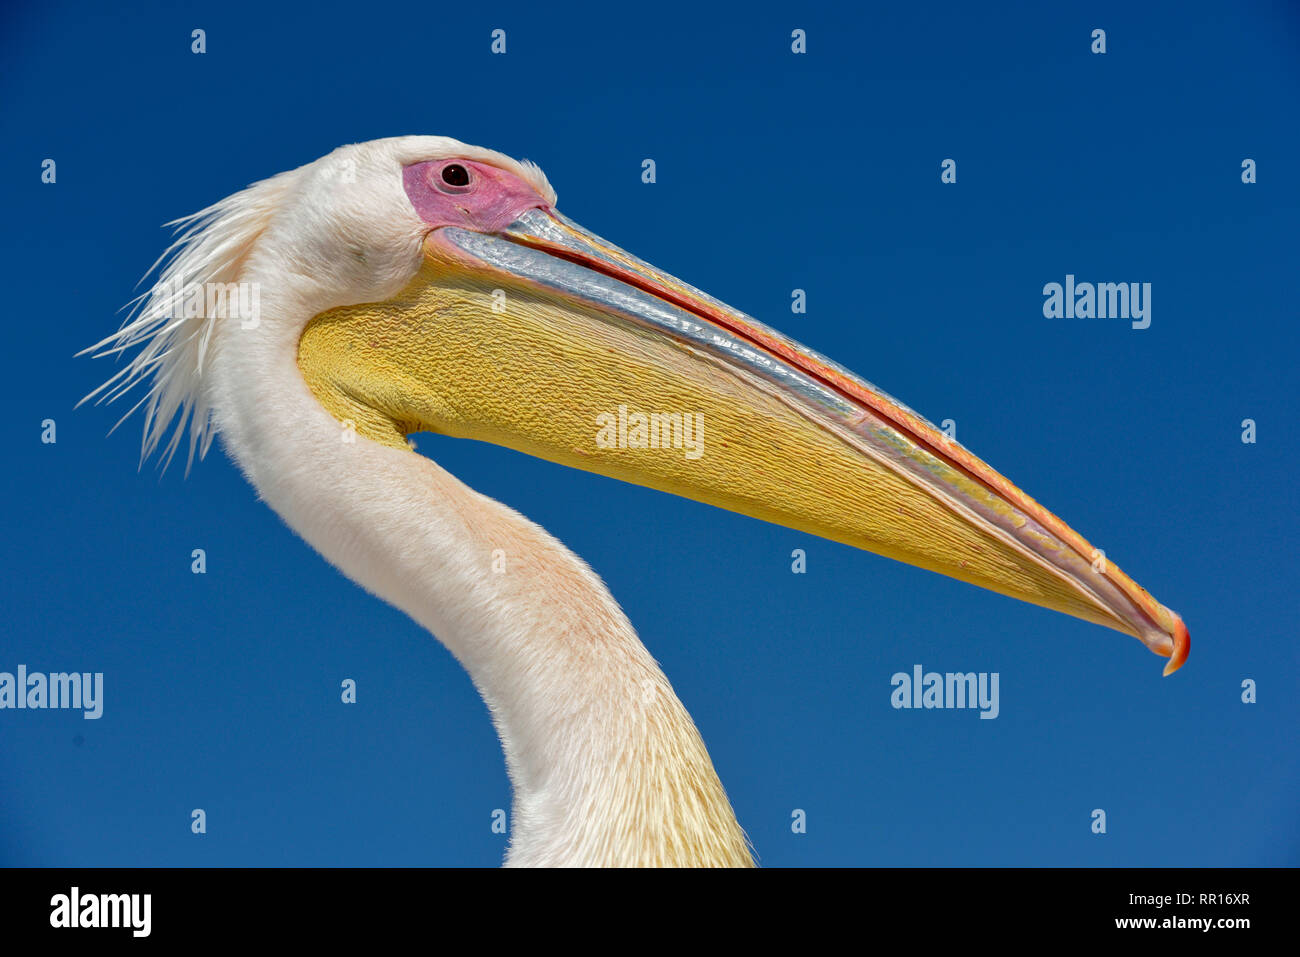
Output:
[[80, 135, 556, 475], [78, 166, 302, 473]]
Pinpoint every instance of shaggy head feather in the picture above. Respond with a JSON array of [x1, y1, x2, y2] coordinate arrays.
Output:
[[79, 136, 555, 473]]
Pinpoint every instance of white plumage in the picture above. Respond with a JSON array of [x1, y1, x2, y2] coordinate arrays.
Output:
[[84, 136, 753, 866], [84, 134, 1187, 866]]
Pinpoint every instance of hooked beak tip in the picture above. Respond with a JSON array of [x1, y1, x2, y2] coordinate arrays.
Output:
[[1161, 617, 1190, 676]]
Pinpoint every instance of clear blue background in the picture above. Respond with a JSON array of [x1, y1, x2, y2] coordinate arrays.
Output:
[[1, 0, 1296, 866]]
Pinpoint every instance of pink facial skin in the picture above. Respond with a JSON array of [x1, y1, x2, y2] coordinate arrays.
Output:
[[402, 159, 549, 234]]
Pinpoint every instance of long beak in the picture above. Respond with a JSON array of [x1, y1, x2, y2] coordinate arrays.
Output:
[[300, 206, 1189, 675]]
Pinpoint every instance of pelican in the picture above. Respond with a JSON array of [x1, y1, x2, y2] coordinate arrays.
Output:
[[83, 135, 1189, 867]]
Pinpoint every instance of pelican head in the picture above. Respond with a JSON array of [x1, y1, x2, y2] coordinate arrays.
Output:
[[84, 135, 1188, 866]]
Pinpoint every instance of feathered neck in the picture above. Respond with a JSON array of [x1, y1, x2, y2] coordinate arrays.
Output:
[[206, 277, 753, 864], [85, 174, 752, 863]]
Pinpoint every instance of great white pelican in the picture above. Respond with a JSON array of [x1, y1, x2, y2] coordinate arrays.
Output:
[[82, 136, 1188, 867]]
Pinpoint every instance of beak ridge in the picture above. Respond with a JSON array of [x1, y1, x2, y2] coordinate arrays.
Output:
[[310, 204, 1189, 675]]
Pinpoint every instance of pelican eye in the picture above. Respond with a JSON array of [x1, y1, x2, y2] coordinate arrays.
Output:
[[441, 164, 470, 187]]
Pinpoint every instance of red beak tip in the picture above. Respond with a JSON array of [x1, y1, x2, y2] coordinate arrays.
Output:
[[1161, 617, 1190, 676]]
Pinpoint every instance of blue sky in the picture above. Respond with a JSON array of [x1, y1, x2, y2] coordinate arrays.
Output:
[[1, 0, 1296, 866]]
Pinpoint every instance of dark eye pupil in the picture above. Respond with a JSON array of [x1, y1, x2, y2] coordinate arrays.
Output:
[[441, 164, 470, 187]]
